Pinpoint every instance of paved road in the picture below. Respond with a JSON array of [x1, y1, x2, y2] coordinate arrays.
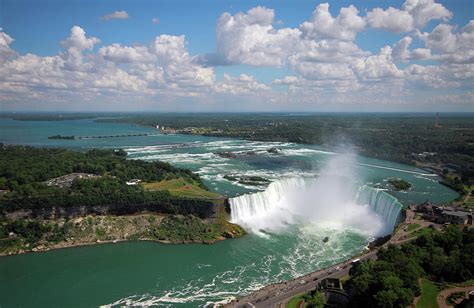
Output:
[[233, 251, 377, 308]]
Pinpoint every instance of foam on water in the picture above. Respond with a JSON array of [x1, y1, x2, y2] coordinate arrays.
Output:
[[103, 226, 367, 307]]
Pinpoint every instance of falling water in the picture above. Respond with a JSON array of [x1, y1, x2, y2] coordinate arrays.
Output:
[[230, 177, 402, 236]]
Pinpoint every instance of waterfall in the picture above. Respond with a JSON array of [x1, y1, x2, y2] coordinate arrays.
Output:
[[230, 178, 308, 222], [230, 177, 403, 234], [355, 185, 403, 231]]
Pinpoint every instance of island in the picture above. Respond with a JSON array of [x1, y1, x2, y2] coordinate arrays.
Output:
[[388, 178, 412, 191], [0, 145, 245, 256], [223, 174, 271, 186]]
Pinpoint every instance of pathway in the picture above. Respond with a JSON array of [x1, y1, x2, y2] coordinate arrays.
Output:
[[437, 286, 474, 308]]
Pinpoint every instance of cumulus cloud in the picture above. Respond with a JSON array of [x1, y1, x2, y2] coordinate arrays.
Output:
[[273, 76, 299, 85], [367, 7, 414, 33], [0, 31, 16, 60], [403, 0, 452, 28], [203, 6, 300, 66], [367, 0, 451, 33], [392, 36, 432, 62], [0, 0, 472, 111], [418, 21, 474, 64], [99, 44, 155, 63], [60, 26, 100, 70], [353, 47, 403, 80], [101, 11, 129, 21], [300, 3, 365, 41], [0, 26, 215, 104], [215, 74, 270, 94]]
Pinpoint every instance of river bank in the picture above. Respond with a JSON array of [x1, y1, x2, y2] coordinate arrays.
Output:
[[0, 212, 245, 257]]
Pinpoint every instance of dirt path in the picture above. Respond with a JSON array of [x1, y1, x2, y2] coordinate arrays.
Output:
[[437, 286, 474, 308]]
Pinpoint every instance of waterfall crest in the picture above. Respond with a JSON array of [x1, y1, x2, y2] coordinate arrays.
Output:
[[355, 185, 403, 231], [230, 177, 403, 235]]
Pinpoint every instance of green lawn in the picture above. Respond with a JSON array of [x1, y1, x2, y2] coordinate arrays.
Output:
[[141, 178, 222, 199], [409, 227, 435, 239], [416, 279, 439, 308], [286, 295, 305, 308], [407, 223, 421, 232]]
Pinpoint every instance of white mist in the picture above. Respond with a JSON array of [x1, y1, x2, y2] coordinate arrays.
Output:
[[230, 153, 401, 237]]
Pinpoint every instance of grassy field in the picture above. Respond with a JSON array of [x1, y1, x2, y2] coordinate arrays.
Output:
[[142, 178, 222, 199], [416, 279, 439, 308], [407, 223, 421, 232], [286, 295, 305, 308], [408, 227, 435, 239]]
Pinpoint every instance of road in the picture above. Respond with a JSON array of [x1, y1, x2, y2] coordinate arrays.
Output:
[[232, 251, 377, 308]]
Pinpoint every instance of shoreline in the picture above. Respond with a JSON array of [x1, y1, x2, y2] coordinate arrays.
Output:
[[0, 212, 245, 258], [0, 235, 233, 258]]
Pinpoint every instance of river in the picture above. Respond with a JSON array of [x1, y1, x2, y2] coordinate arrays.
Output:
[[0, 118, 457, 307]]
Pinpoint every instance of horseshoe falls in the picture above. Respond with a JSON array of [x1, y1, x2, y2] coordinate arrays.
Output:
[[230, 178, 402, 236]]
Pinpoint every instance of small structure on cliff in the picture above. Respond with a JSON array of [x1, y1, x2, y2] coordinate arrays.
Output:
[[416, 201, 473, 225], [317, 278, 350, 307], [126, 179, 142, 186]]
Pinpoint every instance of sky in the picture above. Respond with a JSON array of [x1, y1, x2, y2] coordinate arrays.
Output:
[[0, 0, 473, 112]]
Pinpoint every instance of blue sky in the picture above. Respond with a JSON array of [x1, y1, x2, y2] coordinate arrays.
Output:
[[0, 0, 473, 111]]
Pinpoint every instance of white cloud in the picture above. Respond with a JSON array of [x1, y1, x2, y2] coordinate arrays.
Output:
[[392, 36, 413, 62], [272, 76, 299, 85], [367, 7, 414, 33], [0, 31, 16, 60], [419, 21, 474, 64], [209, 6, 300, 66], [101, 11, 129, 21], [60, 26, 100, 70], [403, 0, 452, 29], [0, 1, 472, 111], [215, 74, 270, 94], [392, 36, 432, 62], [419, 23, 457, 53], [152, 18, 160, 25], [353, 46, 403, 80], [367, 0, 451, 33], [300, 3, 365, 41], [99, 44, 155, 63]]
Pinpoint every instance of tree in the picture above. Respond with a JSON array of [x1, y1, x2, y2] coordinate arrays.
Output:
[[303, 291, 325, 308]]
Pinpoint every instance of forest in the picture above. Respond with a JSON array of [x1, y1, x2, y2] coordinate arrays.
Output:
[[346, 225, 474, 307], [0, 145, 214, 216]]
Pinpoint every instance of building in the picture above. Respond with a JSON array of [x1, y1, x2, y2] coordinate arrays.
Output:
[[318, 278, 342, 291], [416, 201, 473, 225], [126, 179, 142, 186], [439, 210, 472, 225], [317, 278, 349, 307]]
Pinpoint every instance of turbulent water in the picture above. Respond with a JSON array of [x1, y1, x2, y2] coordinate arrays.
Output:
[[0, 118, 458, 307]]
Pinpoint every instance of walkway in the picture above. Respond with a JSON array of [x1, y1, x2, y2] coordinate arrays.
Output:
[[437, 286, 474, 308]]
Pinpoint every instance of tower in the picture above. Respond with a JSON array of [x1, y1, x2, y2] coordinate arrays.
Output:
[[434, 113, 442, 128]]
